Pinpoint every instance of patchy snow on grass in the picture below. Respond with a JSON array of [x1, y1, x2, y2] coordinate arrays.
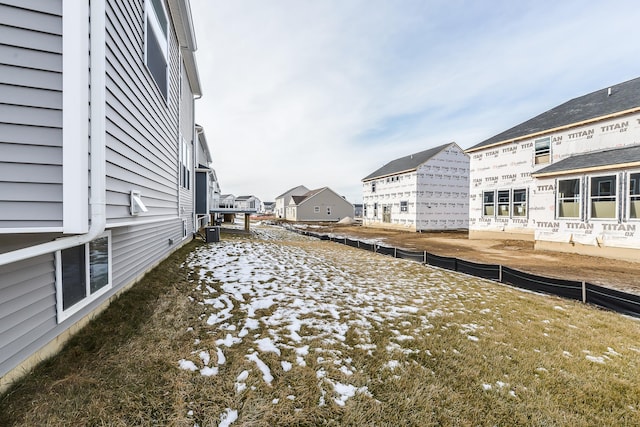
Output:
[[179, 225, 604, 423]]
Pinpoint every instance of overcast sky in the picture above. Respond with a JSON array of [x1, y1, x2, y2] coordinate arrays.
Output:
[[190, 0, 640, 204]]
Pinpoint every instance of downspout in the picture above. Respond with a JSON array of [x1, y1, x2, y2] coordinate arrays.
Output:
[[0, 0, 107, 267]]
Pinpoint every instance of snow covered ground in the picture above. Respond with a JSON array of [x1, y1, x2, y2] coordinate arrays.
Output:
[[177, 225, 633, 425]]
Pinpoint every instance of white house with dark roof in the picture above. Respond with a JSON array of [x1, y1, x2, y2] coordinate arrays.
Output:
[[275, 185, 309, 219], [235, 195, 261, 212], [466, 76, 640, 260], [362, 142, 469, 231], [287, 187, 354, 222]]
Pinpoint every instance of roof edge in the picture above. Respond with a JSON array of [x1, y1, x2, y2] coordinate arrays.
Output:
[[466, 107, 640, 153]]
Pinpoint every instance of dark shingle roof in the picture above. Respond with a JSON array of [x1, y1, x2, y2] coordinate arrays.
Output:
[[468, 77, 640, 151], [362, 142, 455, 182], [533, 144, 640, 176]]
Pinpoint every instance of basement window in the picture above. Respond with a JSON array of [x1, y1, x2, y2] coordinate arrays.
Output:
[[55, 232, 112, 323]]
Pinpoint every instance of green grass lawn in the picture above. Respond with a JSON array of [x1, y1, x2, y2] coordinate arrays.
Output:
[[2, 226, 639, 426]]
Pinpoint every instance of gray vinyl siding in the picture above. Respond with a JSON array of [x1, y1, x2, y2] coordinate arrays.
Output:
[[0, 220, 188, 378], [0, 1, 63, 229], [104, 0, 180, 223], [0, 250, 56, 377], [180, 62, 195, 232], [110, 220, 185, 288]]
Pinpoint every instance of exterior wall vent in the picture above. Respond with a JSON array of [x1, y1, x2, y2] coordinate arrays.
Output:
[[130, 190, 148, 215]]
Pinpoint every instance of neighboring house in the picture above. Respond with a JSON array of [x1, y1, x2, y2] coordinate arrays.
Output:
[[235, 195, 260, 212], [262, 202, 275, 214], [0, 0, 202, 391], [275, 185, 309, 219], [195, 124, 220, 229], [466, 77, 640, 261], [353, 203, 363, 218], [219, 194, 236, 209], [362, 143, 469, 231], [287, 187, 354, 222]]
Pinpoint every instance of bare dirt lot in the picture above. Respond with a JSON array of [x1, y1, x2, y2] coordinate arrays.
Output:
[[304, 224, 640, 295]]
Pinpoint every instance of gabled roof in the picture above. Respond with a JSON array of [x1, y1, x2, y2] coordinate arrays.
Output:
[[276, 185, 309, 199], [533, 144, 640, 177], [291, 188, 324, 205], [468, 76, 640, 152], [362, 142, 457, 182]]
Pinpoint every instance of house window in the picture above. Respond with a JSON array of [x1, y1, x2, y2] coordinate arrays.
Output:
[[314, 206, 320, 213], [180, 140, 191, 189], [145, 0, 169, 100], [363, 204, 367, 217], [55, 232, 112, 322], [400, 201, 408, 212], [590, 175, 617, 219], [497, 190, 510, 217], [182, 219, 188, 238], [630, 173, 640, 219], [373, 202, 378, 218], [512, 189, 527, 217], [557, 179, 581, 218], [534, 137, 551, 165], [483, 191, 495, 216], [371, 182, 376, 193], [327, 207, 332, 215]]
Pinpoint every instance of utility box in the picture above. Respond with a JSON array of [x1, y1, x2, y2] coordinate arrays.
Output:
[[205, 226, 220, 243]]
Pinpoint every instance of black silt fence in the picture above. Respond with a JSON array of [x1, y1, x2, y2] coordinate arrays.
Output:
[[285, 226, 640, 318], [501, 267, 583, 301], [359, 242, 375, 252], [395, 249, 425, 263], [457, 259, 501, 281], [586, 283, 640, 317], [426, 252, 457, 271], [376, 245, 395, 257], [345, 238, 360, 248]]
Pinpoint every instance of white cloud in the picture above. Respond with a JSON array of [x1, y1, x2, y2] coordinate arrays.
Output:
[[191, 0, 640, 203]]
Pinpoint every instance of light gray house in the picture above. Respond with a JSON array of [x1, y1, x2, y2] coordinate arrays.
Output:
[[275, 185, 310, 219], [288, 187, 355, 222], [0, 0, 202, 391], [235, 195, 261, 212]]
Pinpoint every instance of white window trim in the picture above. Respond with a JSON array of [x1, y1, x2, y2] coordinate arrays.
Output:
[[627, 170, 640, 221], [512, 188, 528, 218], [55, 231, 112, 323], [556, 178, 582, 220], [496, 189, 510, 217], [482, 190, 495, 217], [588, 173, 619, 221]]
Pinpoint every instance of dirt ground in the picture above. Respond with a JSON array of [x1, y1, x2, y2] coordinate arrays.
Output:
[[302, 223, 640, 296]]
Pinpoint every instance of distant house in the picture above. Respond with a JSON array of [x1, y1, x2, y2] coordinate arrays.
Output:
[[235, 195, 261, 212], [362, 142, 469, 231], [466, 77, 640, 261], [287, 187, 354, 222], [195, 125, 220, 228], [263, 202, 275, 214], [354, 203, 363, 218], [0, 0, 202, 391], [219, 194, 236, 209], [275, 185, 310, 219]]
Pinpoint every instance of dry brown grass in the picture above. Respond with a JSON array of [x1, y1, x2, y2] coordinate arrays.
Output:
[[1, 227, 640, 426]]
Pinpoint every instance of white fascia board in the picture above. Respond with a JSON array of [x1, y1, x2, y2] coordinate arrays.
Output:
[[62, 0, 90, 233]]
